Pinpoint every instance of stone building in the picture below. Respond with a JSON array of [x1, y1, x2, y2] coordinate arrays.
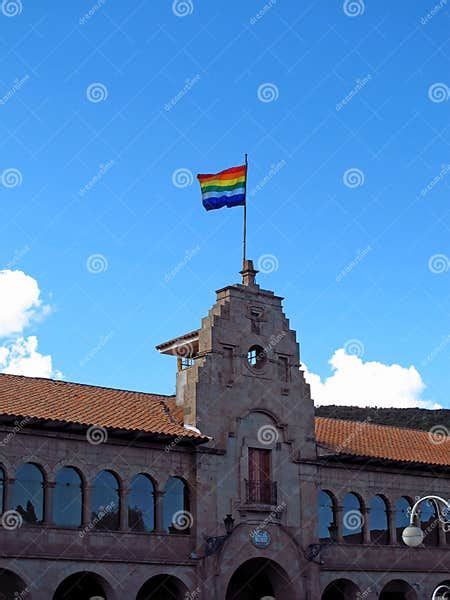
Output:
[[0, 261, 449, 599]]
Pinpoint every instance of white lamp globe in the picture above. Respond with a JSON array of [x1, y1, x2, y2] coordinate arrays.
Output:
[[402, 525, 424, 547]]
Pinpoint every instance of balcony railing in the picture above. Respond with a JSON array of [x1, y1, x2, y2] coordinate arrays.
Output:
[[245, 479, 277, 505]]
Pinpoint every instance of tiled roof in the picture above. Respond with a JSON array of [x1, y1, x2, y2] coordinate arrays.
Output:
[[0, 373, 206, 441], [1, 374, 448, 464], [315, 417, 450, 467]]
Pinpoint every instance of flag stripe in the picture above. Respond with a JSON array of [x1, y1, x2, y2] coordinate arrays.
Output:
[[197, 165, 246, 182], [201, 186, 245, 200], [203, 193, 245, 211], [200, 180, 245, 193]]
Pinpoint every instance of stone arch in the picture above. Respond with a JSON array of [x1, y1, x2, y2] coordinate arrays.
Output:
[[379, 579, 417, 599], [225, 557, 296, 600], [322, 578, 361, 599], [128, 468, 159, 490], [217, 523, 303, 600], [136, 574, 189, 600], [318, 489, 338, 542], [0, 567, 28, 600], [53, 570, 115, 600]]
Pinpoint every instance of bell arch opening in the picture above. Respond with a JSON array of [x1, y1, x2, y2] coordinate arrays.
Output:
[[0, 568, 28, 600], [53, 571, 111, 600], [136, 574, 189, 600], [379, 579, 417, 600], [226, 557, 295, 600], [322, 578, 361, 600]]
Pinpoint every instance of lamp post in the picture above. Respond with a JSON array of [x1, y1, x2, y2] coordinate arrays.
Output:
[[402, 495, 450, 548]]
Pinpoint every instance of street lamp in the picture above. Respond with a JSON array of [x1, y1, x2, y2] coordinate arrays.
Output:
[[432, 585, 450, 600], [402, 495, 450, 548]]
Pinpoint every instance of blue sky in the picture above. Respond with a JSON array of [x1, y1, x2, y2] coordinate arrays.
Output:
[[1, 0, 449, 408]]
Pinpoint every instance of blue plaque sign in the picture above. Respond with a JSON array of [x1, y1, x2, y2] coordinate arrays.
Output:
[[250, 529, 271, 549]]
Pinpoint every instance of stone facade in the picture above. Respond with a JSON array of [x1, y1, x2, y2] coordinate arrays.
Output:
[[0, 261, 449, 599]]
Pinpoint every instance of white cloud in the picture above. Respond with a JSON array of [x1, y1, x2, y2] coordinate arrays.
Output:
[[0, 269, 49, 336], [0, 270, 59, 379], [304, 348, 440, 409], [0, 336, 61, 379]]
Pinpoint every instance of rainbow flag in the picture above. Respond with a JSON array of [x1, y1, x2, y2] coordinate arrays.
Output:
[[197, 164, 246, 211]]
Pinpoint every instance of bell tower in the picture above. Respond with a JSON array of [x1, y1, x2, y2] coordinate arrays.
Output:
[[156, 260, 316, 460]]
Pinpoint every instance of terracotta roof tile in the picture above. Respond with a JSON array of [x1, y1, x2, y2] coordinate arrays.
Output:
[[0, 373, 206, 441], [315, 417, 450, 467]]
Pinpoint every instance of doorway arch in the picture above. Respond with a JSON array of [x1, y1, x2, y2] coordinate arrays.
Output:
[[226, 558, 295, 600], [0, 568, 28, 600], [322, 578, 360, 600], [379, 579, 417, 599], [53, 571, 111, 599], [136, 574, 189, 599]]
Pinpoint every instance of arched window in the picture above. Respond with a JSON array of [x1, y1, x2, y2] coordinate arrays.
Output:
[[12, 463, 44, 524], [0, 467, 4, 514], [163, 477, 190, 533], [53, 467, 82, 528], [342, 493, 363, 544], [369, 495, 389, 544], [420, 498, 439, 547], [91, 470, 120, 530], [318, 490, 337, 542], [395, 497, 412, 544], [128, 474, 155, 532]]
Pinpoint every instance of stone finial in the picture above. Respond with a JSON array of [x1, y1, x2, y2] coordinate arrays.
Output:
[[240, 259, 258, 286]]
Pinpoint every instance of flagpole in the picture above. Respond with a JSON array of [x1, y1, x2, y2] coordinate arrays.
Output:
[[243, 153, 248, 265]]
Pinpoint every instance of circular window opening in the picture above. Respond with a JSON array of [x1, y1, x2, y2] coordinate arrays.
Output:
[[247, 345, 267, 370]]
